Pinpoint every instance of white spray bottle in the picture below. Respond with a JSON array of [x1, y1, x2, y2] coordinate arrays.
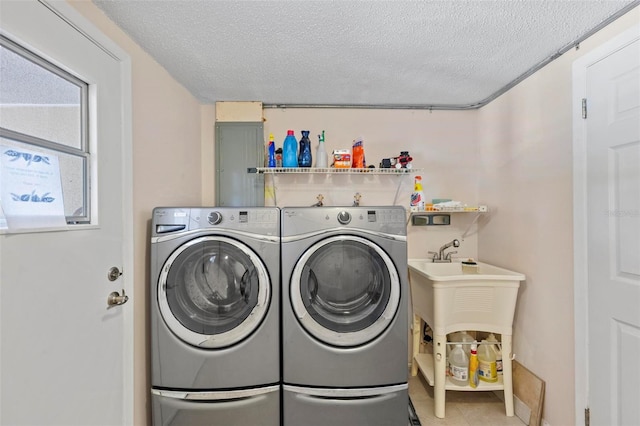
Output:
[[315, 130, 328, 168]]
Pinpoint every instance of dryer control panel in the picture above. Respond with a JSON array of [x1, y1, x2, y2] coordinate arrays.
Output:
[[282, 206, 406, 237]]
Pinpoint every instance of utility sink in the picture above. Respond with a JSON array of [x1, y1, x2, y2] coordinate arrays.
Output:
[[408, 259, 525, 335], [408, 259, 526, 419], [407, 259, 525, 282]]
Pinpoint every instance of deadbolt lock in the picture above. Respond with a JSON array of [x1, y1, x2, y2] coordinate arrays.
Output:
[[108, 266, 122, 281]]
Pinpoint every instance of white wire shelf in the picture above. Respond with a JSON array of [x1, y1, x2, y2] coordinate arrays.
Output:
[[410, 206, 488, 213], [249, 167, 422, 175]]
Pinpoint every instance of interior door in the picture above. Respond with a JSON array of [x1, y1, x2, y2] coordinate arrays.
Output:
[[585, 32, 640, 425], [0, 1, 133, 424]]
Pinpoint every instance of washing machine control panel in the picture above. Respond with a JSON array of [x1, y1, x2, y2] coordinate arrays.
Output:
[[337, 211, 351, 224], [152, 207, 280, 236], [207, 211, 223, 225]]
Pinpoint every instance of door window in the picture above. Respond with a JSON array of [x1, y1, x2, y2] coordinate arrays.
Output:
[[158, 236, 270, 348], [291, 235, 400, 347], [0, 35, 90, 224]]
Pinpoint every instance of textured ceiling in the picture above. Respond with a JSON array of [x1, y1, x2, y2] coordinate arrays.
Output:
[[92, 0, 638, 108]]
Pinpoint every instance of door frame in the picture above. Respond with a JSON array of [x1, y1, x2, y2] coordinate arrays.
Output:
[[572, 23, 640, 424], [42, 0, 135, 422]]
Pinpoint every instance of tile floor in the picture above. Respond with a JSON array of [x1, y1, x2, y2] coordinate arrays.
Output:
[[408, 373, 526, 426]]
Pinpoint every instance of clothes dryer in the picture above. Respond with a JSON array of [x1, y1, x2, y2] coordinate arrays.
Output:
[[281, 206, 408, 426], [150, 207, 280, 426]]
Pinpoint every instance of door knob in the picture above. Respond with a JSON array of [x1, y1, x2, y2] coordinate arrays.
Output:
[[107, 289, 128, 308]]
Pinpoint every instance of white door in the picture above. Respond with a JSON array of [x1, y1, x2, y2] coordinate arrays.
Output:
[[574, 24, 640, 426], [0, 1, 133, 425]]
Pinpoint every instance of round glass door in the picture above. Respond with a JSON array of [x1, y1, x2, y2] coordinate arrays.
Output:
[[290, 235, 400, 347], [158, 236, 270, 348]]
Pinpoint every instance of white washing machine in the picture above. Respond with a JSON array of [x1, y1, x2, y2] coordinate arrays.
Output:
[[150, 207, 280, 426], [281, 206, 409, 426]]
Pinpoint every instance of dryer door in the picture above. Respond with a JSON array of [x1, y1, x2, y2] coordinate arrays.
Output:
[[158, 236, 270, 348], [290, 235, 400, 347]]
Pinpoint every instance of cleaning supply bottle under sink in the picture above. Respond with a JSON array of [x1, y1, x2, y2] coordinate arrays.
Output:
[[478, 340, 498, 383], [448, 344, 469, 386], [468, 342, 479, 388], [447, 330, 474, 359], [485, 333, 502, 375]]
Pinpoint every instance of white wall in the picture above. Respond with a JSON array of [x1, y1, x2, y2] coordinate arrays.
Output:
[[68, 2, 203, 425], [201, 104, 216, 206], [477, 7, 640, 426], [262, 108, 482, 260]]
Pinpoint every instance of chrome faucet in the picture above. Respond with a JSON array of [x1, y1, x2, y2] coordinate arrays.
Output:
[[428, 239, 460, 263]]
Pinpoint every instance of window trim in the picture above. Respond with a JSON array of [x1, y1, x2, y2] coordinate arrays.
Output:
[[0, 34, 91, 224]]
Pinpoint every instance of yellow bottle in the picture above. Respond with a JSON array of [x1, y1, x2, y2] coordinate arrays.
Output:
[[410, 176, 425, 211], [478, 340, 498, 383], [486, 333, 502, 375], [468, 342, 479, 388]]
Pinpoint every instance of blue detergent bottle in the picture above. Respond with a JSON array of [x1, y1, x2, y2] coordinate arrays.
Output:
[[267, 133, 276, 167], [298, 130, 312, 167], [283, 130, 298, 167]]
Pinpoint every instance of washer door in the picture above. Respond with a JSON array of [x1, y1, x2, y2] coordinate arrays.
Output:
[[158, 236, 270, 348], [290, 235, 400, 347]]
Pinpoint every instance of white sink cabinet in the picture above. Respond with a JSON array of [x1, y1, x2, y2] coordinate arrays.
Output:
[[407, 259, 525, 419]]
